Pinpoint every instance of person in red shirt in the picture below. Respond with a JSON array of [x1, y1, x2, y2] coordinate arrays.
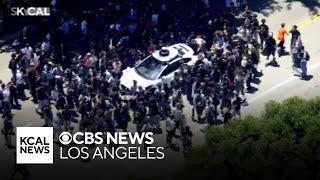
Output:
[[277, 23, 289, 56]]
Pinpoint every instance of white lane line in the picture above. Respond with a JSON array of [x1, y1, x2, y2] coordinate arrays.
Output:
[[248, 62, 320, 104], [0, 68, 8, 73]]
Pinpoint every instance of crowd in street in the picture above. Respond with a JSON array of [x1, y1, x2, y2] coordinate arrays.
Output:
[[0, 0, 310, 162]]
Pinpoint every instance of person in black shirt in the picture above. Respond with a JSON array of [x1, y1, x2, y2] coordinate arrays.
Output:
[[8, 53, 17, 77], [35, 84, 48, 118], [11, 153, 30, 180], [2, 115, 15, 149], [182, 126, 193, 157], [8, 80, 20, 108], [265, 32, 277, 66], [27, 67, 37, 102], [259, 19, 269, 49], [232, 92, 244, 118], [148, 97, 161, 133], [119, 103, 131, 132], [290, 25, 301, 49], [135, 101, 146, 133], [251, 14, 260, 43]]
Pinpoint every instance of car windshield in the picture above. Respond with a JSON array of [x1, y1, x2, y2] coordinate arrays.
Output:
[[135, 56, 167, 80]]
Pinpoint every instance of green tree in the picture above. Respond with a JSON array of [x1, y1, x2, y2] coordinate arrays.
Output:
[[184, 97, 320, 180]]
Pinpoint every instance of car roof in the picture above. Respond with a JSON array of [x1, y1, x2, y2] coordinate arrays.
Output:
[[152, 46, 179, 62], [152, 43, 194, 63]]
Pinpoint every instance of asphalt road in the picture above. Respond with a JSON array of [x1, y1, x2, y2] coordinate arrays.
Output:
[[0, 0, 320, 179]]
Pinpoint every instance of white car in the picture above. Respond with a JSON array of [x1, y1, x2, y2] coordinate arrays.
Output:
[[120, 39, 205, 90]]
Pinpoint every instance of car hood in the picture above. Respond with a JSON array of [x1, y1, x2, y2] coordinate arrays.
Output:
[[120, 68, 156, 90]]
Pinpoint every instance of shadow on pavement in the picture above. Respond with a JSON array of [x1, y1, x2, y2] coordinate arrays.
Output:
[[286, 0, 320, 12], [302, 74, 313, 81], [247, 0, 283, 16], [252, 77, 261, 85], [268, 60, 280, 67], [247, 0, 320, 16], [255, 71, 264, 77], [246, 86, 259, 94]]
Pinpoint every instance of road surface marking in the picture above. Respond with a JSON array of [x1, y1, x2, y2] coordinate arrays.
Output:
[[248, 12, 320, 104], [297, 12, 320, 28], [248, 61, 320, 104], [0, 69, 8, 73]]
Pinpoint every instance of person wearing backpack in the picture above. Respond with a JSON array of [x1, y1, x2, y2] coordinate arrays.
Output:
[[299, 46, 309, 79], [291, 39, 302, 75]]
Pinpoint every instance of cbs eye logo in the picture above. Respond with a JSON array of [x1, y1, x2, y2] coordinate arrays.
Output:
[[59, 132, 72, 145]]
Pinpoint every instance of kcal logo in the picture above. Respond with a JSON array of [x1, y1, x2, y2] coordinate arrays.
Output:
[[11, 7, 50, 16], [16, 127, 53, 164]]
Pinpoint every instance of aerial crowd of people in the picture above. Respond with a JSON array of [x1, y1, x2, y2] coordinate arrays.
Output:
[[0, 0, 309, 162]]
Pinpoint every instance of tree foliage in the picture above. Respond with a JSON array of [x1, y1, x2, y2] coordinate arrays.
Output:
[[185, 97, 320, 180]]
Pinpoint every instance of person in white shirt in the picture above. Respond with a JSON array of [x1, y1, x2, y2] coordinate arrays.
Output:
[[198, 52, 212, 68], [16, 70, 26, 99], [2, 87, 10, 103], [33, 51, 41, 66], [1, 85, 12, 118]]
